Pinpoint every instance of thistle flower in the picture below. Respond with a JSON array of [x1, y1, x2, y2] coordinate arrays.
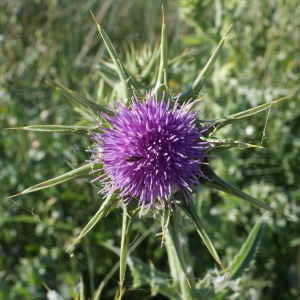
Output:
[[90, 91, 211, 215]]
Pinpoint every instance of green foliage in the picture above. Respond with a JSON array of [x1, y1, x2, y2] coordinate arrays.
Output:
[[178, 0, 300, 299]]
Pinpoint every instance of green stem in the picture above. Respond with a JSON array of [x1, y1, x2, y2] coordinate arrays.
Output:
[[119, 205, 140, 295], [166, 210, 196, 299], [119, 205, 128, 294]]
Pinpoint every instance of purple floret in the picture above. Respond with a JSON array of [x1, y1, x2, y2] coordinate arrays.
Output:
[[90, 92, 211, 215]]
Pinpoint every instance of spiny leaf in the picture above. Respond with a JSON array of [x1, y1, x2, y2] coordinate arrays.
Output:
[[227, 214, 267, 279], [168, 210, 188, 274], [48, 81, 114, 117], [119, 206, 129, 293], [202, 94, 294, 136], [161, 202, 171, 246], [119, 206, 140, 293], [140, 45, 160, 80], [178, 25, 232, 103], [7, 125, 97, 136], [202, 137, 264, 152], [179, 198, 224, 269], [66, 194, 119, 252], [154, 7, 169, 98], [167, 209, 193, 291], [201, 165, 288, 217], [90, 11, 143, 102], [10, 163, 96, 198], [97, 61, 121, 88]]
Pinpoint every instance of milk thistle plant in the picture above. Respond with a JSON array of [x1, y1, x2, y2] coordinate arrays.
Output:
[[11, 11, 290, 300]]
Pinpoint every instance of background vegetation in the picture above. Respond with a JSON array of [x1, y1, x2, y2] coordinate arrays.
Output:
[[1, 0, 299, 299]]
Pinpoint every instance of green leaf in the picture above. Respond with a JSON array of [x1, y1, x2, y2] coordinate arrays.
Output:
[[178, 25, 232, 103], [97, 61, 121, 87], [119, 206, 129, 292], [7, 125, 97, 136], [201, 165, 287, 216], [179, 198, 223, 268], [167, 209, 196, 298], [50, 81, 114, 117], [202, 94, 293, 136], [165, 215, 197, 299], [66, 194, 119, 252], [119, 206, 140, 292], [154, 9, 169, 98], [90, 11, 143, 102], [140, 46, 160, 80], [161, 202, 171, 246], [202, 137, 264, 152], [10, 163, 97, 197], [227, 215, 267, 279], [168, 210, 188, 275]]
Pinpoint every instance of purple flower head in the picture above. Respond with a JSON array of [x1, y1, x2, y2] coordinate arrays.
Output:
[[90, 92, 211, 215]]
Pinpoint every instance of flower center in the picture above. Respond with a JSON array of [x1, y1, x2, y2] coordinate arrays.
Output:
[[138, 126, 173, 170]]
